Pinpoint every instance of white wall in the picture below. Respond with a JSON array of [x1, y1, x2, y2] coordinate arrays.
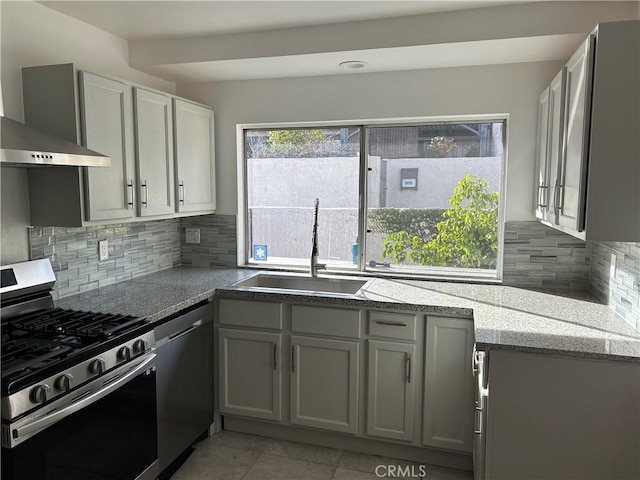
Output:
[[179, 60, 564, 219], [0, 0, 176, 264]]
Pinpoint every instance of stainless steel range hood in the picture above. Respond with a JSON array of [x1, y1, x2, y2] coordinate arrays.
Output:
[[0, 116, 110, 167]]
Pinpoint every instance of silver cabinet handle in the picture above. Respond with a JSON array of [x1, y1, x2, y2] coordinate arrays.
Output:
[[375, 320, 407, 327], [474, 408, 483, 435], [472, 344, 478, 376], [141, 180, 148, 207], [126, 180, 134, 208], [553, 184, 562, 220], [179, 181, 185, 204], [405, 353, 411, 384], [273, 343, 277, 371], [537, 185, 548, 208], [291, 345, 296, 374]]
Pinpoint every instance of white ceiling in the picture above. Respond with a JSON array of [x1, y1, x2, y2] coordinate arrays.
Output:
[[36, 1, 592, 82], [38, 1, 531, 40]]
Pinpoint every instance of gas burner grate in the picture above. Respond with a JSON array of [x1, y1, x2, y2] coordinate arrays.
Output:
[[8, 308, 147, 341]]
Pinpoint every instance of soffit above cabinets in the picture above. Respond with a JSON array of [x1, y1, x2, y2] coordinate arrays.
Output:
[[37, 1, 640, 82]]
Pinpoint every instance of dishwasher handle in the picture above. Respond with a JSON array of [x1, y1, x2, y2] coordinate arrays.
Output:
[[154, 304, 214, 347]]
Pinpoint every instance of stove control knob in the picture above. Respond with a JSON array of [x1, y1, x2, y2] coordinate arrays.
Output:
[[55, 373, 73, 392], [30, 384, 50, 404], [89, 358, 106, 375], [117, 346, 132, 362], [132, 339, 148, 355]]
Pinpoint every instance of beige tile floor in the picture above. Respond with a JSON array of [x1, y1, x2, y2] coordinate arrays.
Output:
[[171, 430, 473, 480]]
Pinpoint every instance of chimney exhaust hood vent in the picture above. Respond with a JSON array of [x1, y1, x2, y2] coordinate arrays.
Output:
[[0, 116, 110, 167]]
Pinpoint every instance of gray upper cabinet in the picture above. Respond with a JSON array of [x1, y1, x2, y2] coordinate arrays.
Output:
[[534, 86, 551, 221], [22, 63, 216, 226], [535, 69, 565, 225], [23, 64, 137, 225], [423, 316, 474, 453], [290, 335, 359, 434], [534, 20, 640, 241], [557, 39, 591, 233], [80, 72, 136, 222], [133, 88, 175, 217], [173, 99, 216, 215]]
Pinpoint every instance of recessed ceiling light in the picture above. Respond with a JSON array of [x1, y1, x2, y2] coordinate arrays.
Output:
[[339, 61, 369, 69]]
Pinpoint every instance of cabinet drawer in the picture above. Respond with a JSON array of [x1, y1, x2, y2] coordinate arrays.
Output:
[[219, 299, 282, 330], [291, 305, 361, 339], [368, 311, 416, 341]]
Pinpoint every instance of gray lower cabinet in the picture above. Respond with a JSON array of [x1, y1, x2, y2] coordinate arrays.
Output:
[[366, 340, 415, 441], [290, 335, 359, 434], [485, 349, 640, 479], [218, 328, 282, 421], [423, 316, 474, 453]]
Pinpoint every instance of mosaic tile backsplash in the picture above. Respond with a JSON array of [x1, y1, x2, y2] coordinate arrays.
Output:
[[589, 241, 640, 331], [502, 221, 591, 291], [29, 219, 181, 299], [180, 214, 237, 267], [27, 213, 638, 332]]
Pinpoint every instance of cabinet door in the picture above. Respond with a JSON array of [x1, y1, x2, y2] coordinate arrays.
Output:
[[558, 35, 594, 233], [174, 99, 216, 214], [367, 340, 415, 441], [134, 88, 175, 217], [534, 86, 550, 221], [545, 68, 566, 226], [219, 329, 281, 421], [290, 336, 359, 434], [423, 317, 474, 452], [79, 71, 136, 222]]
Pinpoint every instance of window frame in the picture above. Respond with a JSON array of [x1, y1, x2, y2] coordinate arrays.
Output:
[[236, 114, 508, 282]]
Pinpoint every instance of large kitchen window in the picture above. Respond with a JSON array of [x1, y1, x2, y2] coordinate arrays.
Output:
[[240, 118, 506, 280]]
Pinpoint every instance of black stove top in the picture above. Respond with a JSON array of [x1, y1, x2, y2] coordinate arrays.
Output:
[[1, 308, 150, 396]]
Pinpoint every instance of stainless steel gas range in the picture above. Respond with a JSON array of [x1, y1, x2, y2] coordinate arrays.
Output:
[[1, 259, 159, 480]]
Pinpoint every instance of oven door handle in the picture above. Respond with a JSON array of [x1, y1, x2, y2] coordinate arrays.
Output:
[[12, 353, 156, 444]]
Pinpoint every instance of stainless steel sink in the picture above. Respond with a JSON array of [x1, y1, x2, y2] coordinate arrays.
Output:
[[232, 273, 369, 296]]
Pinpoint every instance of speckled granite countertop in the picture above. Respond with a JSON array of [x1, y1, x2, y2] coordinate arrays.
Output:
[[56, 267, 640, 362]]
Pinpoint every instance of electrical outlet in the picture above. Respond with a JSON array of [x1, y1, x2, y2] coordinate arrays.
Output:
[[610, 253, 617, 278], [99, 240, 109, 261], [185, 228, 201, 244]]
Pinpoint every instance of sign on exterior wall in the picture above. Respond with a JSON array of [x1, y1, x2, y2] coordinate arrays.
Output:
[[400, 168, 418, 190]]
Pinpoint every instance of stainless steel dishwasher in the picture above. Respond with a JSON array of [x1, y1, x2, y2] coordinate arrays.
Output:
[[154, 302, 214, 476]]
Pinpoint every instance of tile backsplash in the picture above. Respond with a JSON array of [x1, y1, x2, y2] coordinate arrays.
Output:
[[27, 214, 639, 332], [589, 241, 640, 331], [180, 214, 237, 267], [502, 221, 591, 291], [29, 219, 181, 299]]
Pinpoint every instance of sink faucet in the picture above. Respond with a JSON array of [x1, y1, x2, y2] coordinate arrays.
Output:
[[310, 198, 326, 277]]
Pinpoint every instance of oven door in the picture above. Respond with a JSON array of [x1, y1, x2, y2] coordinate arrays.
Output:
[[2, 353, 158, 480]]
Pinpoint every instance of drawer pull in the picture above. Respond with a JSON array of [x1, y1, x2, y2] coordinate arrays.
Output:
[[273, 343, 277, 370], [375, 320, 407, 327]]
